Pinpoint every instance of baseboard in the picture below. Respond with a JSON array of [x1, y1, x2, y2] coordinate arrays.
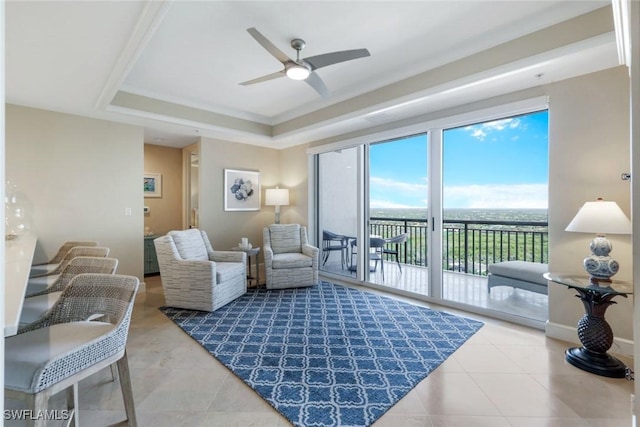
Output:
[[545, 321, 634, 357], [138, 280, 147, 293]]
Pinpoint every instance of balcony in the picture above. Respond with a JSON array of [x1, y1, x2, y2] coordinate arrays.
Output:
[[320, 217, 548, 323]]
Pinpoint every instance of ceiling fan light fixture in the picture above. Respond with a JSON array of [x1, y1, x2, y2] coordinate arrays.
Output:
[[286, 63, 311, 80]]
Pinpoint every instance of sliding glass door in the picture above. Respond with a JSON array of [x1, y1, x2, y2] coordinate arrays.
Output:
[[313, 98, 549, 326], [441, 110, 549, 322], [368, 134, 429, 294]]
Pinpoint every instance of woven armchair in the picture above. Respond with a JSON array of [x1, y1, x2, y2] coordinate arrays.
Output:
[[263, 224, 319, 289], [5, 273, 140, 427], [19, 256, 119, 327], [29, 240, 98, 277], [154, 229, 247, 312], [26, 246, 110, 296]]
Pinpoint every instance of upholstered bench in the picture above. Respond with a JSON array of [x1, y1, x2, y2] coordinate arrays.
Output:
[[487, 261, 549, 295]]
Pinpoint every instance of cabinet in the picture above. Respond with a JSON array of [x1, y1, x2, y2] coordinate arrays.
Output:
[[144, 235, 160, 275]]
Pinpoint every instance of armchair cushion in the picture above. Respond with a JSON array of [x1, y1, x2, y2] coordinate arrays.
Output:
[[170, 229, 208, 261], [216, 261, 245, 282], [273, 253, 313, 269], [269, 224, 302, 254]]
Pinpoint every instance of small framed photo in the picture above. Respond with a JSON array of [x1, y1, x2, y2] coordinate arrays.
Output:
[[144, 173, 162, 198], [224, 169, 260, 211]]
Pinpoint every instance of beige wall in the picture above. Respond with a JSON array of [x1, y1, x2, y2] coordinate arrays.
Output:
[[547, 66, 633, 343], [198, 137, 281, 251], [280, 143, 310, 227], [5, 104, 144, 278], [144, 143, 183, 236]]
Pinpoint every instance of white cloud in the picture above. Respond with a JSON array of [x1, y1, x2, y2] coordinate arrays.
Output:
[[370, 199, 422, 209], [464, 117, 522, 141], [444, 183, 547, 209], [370, 176, 427, 193], [370, 176, 547, 209]]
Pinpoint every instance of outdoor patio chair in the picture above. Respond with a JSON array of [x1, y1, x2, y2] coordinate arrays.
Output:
[[370, 237, 386, 281], [349, 237, 386, 281], [154, 229, 247, 312], [384, 233, 408, 272], [30, 240, 99, 277], [263, 224, 319, 289], [5, 273, 140, 427], [322, 230, 349, 269]]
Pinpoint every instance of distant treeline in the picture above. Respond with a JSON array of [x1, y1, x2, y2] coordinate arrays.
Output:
[[370, 208, 548, 222]]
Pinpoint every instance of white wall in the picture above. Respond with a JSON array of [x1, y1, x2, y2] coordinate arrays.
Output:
[[318, 149, 358, 239], [5, 104, 144, 278]]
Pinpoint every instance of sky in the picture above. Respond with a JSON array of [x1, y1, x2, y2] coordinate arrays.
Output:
[[369, 110, 549, 209]]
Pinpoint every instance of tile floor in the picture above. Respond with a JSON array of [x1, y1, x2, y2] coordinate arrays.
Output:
[[5, 275, 634, 427]]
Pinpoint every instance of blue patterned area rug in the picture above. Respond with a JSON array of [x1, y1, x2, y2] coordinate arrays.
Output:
[[160, 282, 483, 427]]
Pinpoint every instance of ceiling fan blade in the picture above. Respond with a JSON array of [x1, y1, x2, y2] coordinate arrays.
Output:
[[239, 70, 286, 86], [246, 27, 292, 64], [305, 72, 330, 98], [304, 48, 370, 70]]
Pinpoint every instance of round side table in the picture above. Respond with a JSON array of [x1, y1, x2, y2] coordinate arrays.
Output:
[[231, 246, 261, 287]]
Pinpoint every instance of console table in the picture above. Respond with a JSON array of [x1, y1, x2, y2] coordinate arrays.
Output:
[[544, 272, 632, 378], [5, 235, 37, 336], [144, 235, 160, 275]]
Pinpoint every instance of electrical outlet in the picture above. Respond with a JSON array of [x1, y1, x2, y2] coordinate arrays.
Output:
[[125, 207, 132, 216]]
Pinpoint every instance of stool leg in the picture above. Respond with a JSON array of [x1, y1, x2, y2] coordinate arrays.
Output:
[[66, 383, 79, 427], [32, 391, 48, 427], [110, 364, 119, 382], [117, 352, 138, 427]]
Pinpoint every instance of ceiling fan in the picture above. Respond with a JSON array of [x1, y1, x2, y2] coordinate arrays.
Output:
[[239, 27, 370, 98]]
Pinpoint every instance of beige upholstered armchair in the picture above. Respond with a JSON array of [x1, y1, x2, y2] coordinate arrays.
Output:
[[263, 224, 319, 289], [154, 229, 247, 311]]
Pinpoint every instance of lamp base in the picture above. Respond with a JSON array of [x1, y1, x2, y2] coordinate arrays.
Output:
[[274, 212, 281, 224], [583, 235, 618, 281]]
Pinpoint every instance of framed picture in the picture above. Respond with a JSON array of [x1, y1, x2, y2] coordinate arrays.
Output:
[[144, 173, 162, 198], [224, 169, 260, 211]]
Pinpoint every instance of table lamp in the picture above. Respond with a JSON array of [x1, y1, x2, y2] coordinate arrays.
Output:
[[265, 187, 289, 224], [565, 198, 631, 282]]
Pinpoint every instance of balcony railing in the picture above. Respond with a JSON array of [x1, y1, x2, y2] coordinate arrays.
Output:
[[370, 217, 548, 276]]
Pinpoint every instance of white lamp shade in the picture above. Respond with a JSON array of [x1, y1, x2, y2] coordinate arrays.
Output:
[[265, 188, 289, 206], [565, 199, 631, 234]]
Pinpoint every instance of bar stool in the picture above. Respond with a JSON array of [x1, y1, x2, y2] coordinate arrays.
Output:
[[5, 273, 140, 427], [19, 256, 119, 327], [29, 241, 98, 277], [26, 246, 110, 296]]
